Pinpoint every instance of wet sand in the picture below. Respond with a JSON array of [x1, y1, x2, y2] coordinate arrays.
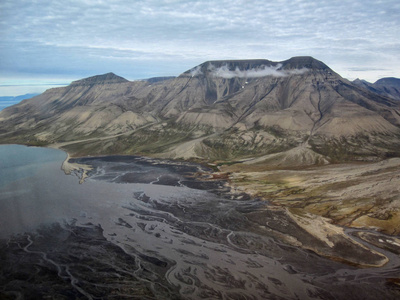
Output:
[[1, 155, 400, 299]]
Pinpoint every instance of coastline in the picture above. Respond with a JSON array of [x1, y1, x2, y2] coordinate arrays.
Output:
[[48, 143, 93, 184], [54, 147, 398, 268], [3, 143, 399, 268], [1, 144, 400, 299], [60, 152, 93, 184]]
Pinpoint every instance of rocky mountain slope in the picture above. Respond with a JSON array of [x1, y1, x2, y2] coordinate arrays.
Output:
[[1, 56, 400, 238], [1, 56, 400, 164], [353, 77, 400, 101]]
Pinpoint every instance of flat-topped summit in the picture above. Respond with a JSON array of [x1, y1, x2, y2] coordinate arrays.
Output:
[[182, 59, 275, 77], [200, 59, 275, 70], [280, 56, 330, 70], [70, 72, 129, 86], [184, 56, 331, 78]]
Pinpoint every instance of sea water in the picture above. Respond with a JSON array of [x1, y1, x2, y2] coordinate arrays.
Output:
[[0, 144, 66, 188], [0, 145, 136, 237]]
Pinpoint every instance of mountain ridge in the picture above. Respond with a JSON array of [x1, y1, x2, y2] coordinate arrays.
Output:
[[0, 56, 399, 164], [70, 72, 129, 86], [281, 56, 330, 70], [375, 77, 400, 88], [353, 77, 400, 101], [1, 56, 399, 242]]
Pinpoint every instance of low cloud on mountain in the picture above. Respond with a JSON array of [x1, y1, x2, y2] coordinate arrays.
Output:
[[191, 64, 309, 78], [209, 64, 309, 78]]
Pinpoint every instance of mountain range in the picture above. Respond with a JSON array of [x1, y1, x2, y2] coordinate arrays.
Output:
[[0, 56, 399, 165], [0, 93, 39, 111], [353, 77, 400, 101]]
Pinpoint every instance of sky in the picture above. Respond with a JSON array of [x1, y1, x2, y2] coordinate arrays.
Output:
[[0, 0, 399, 96]]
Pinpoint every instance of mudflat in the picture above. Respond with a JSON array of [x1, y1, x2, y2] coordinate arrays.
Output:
[[1, 152, 399, 299]]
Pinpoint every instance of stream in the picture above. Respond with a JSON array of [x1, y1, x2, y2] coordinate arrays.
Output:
[[0, 146, 399, 299]]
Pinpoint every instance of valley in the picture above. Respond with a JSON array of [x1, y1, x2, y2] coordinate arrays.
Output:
[[0, 56, 400, 298], [1, 148, 399, 299]]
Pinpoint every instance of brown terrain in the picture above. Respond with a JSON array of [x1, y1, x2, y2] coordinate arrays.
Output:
[[1, 56, 400, 270]]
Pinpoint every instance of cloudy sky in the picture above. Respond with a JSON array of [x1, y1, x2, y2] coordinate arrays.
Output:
[[1, 0, 399, 96]]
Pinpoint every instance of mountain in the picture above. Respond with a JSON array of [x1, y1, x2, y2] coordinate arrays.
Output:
[[375, 77, 400, 88], [70, 72, 129, 85], [374, 77, 400, 100], [145, 76, 176, 83], [0, 93, 39, 111], [353, 77, 400, 100], [1, 56, 400, 164]]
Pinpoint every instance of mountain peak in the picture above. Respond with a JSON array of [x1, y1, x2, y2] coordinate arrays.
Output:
[[183, 59, 277, 77], [184, 56, 331, 78], [281, 56, 330, 70], [374, 77, 400, 88], [201, 59, 275, 69], [70, 72, 129, 86]]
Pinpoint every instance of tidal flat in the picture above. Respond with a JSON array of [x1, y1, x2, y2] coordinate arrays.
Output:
[[0, 147, 399, 299]]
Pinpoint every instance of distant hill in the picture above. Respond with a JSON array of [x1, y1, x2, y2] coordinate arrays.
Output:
[[0, 56, 399, 164], [0, 93, 39, 110], [353, 77, 400, 100], [144, 76, 176, 83]]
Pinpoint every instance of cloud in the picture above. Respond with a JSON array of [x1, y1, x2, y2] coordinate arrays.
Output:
[[206, 64, 308, 79], [189, 66, 203, 77], [0, 0, 399, 83]]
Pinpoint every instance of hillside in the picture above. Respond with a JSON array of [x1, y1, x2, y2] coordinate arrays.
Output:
[[1, 56, 399, 164], [1, 56, 400, 236], [353, 77, 400, 101]]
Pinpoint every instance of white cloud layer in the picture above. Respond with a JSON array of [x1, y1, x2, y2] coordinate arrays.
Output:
[[206, 64, 308, 79], [0, 0, 399, 95]]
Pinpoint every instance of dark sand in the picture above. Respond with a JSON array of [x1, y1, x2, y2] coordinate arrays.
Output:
[[1, 155, 399, 299]]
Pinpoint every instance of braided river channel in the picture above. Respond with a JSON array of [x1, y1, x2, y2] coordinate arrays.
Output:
[[0, 145, 399, 299]]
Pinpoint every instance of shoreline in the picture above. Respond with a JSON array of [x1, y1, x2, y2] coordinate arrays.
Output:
[[60, 152, 93, 184], [48, 143, 93, 184], [55, 148, 397, 268], [2, 143, 398, 268], [1, 143, 400, 299]]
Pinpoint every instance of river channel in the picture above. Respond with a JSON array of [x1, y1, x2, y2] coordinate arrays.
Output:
[[0, 145, 399, 299]]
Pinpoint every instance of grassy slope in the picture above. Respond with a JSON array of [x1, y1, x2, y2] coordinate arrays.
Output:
[[222, 158, 400, 235]]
